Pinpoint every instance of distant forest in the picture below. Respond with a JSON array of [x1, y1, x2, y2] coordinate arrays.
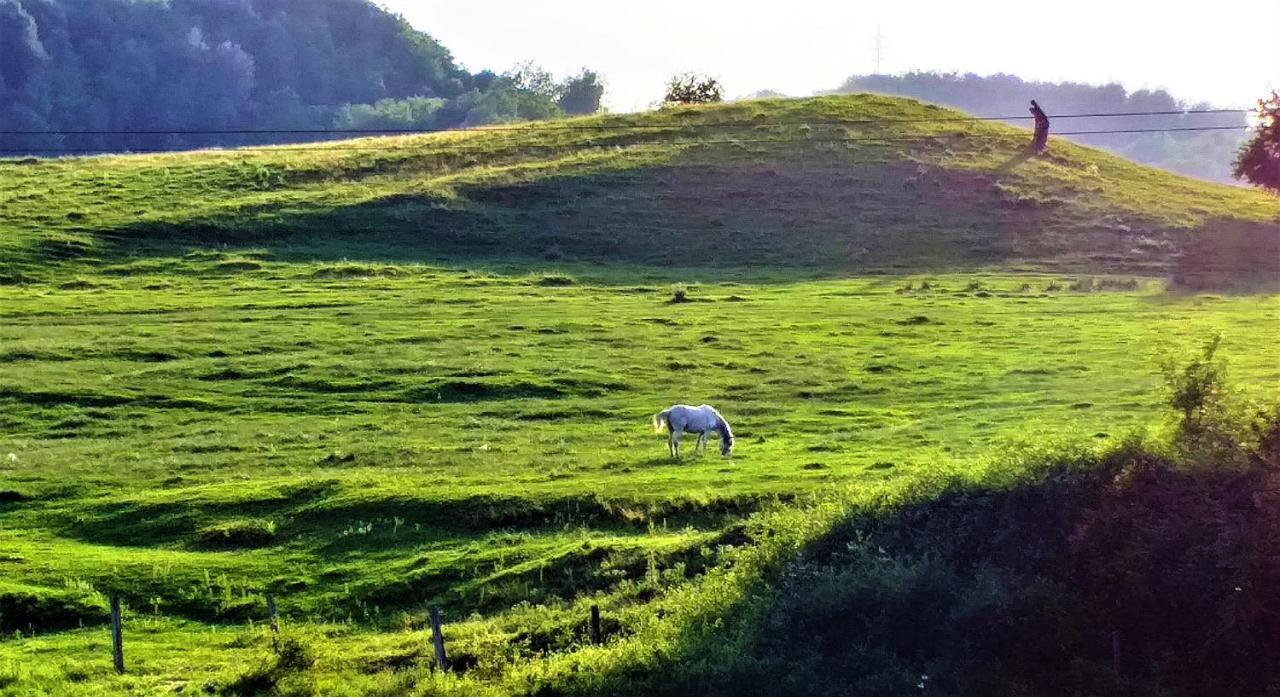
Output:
[[831, 72, 1248, 183], [0, 0, 603, 154]]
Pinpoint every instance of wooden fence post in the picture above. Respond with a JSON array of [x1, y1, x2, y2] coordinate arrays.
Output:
[[589, 604, 601, 646], [266, 592, 280, 652], [110, 595, 124, 675], [429, 606, 448, 672]]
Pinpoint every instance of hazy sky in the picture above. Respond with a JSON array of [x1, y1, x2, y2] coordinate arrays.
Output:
[[382, 1, 1279, 112]]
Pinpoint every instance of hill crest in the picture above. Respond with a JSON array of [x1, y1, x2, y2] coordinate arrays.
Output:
[[2, 95, 1276, 282]]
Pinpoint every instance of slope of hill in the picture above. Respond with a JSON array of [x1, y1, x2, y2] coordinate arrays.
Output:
[[3, 94, 1277, 285]]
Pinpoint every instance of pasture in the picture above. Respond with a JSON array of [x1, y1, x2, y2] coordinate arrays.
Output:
[[1, 260, 1277, 694], [2, 94, 1278, 694]]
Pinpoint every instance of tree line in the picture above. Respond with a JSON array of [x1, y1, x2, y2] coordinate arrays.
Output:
[[0, 0, 604, 154]]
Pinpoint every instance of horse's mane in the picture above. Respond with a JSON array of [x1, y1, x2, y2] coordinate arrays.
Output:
[[714, 408, 734, 445]]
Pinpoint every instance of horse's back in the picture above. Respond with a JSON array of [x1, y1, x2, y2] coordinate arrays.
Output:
[[664, 404, 718, 432]]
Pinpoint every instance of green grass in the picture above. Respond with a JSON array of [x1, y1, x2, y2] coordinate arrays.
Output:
[[3, 95, 1277, 282], [1, 94, 1277, 695], [2, 264, 1278, 694]]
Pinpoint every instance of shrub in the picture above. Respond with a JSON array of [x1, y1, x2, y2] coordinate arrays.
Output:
[[197, 519, 278, 549], [669, 284, 691, 304], [1159, 333, 1255, 465], [664, 73, 723, 105]]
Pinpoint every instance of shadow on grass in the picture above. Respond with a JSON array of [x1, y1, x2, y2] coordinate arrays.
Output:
[[33, 161, 1040, 284], [564, 431, 1280, 697], [1166, 218, 1280, 294]]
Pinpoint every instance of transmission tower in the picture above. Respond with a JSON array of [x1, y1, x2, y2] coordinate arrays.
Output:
[[872, 26, 887, 75]]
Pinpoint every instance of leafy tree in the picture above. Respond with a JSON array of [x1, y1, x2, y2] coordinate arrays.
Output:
[[558, 69, 605, 115], [1234, 91, 1280, 193], [664, 73, 723, 105], [507, 61, 558, 99]]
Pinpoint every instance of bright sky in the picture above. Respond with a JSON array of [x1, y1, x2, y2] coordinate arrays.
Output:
[[382, 0, 1279, 112]]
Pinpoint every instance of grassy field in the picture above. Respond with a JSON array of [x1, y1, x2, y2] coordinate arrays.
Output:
[[1, 95, 1278, 695], [4, 95, 1277, 282]]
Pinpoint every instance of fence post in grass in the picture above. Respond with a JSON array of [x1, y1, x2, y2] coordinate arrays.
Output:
[[266, 592, 280, 652], [429, 605, 449, 672], [589, 604, 601, 646], [109, 594, 124, 675]]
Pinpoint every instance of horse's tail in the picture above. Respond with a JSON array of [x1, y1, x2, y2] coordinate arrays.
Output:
[[653, 409, 671, 433]]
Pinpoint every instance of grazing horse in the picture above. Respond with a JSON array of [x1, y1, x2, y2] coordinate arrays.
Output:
[[652, 404, 735, 459]]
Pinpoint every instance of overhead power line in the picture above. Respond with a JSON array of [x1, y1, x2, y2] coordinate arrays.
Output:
[[0, 125, 1250, 157], [0, 108, 1251, 137]]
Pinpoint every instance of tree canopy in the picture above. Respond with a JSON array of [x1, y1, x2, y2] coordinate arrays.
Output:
[[0, 0, 602, 154]]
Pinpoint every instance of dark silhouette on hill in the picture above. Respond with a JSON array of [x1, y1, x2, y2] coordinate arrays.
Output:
[[831, 72, 1248, 183]]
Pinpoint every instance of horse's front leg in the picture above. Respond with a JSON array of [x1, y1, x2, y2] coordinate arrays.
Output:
[[697, 432, 708, 455], [672, 429, 683, 459]]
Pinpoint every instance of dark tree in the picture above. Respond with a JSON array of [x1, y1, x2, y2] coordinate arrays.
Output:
[[557, 69, 605, 115], [664, 73, 723, 105], [1234, 91, 1280, 194]]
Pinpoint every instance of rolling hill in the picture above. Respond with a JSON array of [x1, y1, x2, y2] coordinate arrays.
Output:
[[3, 94, 1277, 284]]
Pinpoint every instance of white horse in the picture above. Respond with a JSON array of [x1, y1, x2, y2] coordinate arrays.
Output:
[[652, 404, 735, 459]]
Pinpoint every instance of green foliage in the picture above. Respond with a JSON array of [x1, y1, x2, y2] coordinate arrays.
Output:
[[334, 97, 448, 132], [558, 69, 606, 115], [1234, 91, 1280, 193], [1162, 333, 1228, 433], [1159, 333, 1260, 466], [664, 73, 724, 104], [0, 0, 590, 153]]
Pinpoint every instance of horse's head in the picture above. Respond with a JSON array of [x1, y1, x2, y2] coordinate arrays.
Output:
[[710, 408, 735, 457], [718, 420, 735, 456]]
